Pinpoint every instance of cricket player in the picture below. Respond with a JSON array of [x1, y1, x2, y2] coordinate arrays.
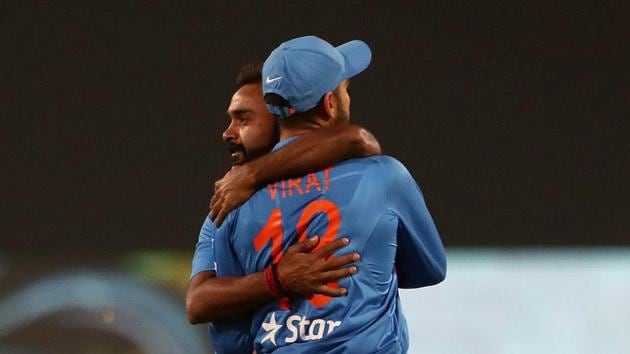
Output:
[[213, 36, 446, 353], [187, 63, 382, 353]]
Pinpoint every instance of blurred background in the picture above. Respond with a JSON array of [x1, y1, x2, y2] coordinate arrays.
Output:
[[1, 1, 628, 353]]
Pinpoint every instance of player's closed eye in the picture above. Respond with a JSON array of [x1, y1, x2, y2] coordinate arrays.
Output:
[[236, 113, 249, 124]]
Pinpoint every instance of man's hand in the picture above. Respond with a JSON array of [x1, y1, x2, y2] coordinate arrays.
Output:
[[210, 164, 257, 226], [277, 236, 359, 297]]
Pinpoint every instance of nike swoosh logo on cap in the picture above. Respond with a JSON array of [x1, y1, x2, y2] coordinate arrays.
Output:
[[266, 76, 282, 83]]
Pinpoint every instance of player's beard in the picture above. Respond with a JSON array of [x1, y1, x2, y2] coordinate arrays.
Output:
[[228, 143, 247, 165], [227, 125, 278, 166], [228, 143, 273, 166], [336, 107, 349, 123], [332, 91, 350, 124]]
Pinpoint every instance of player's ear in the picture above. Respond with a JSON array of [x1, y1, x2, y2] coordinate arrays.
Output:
[[321, 92, 336, 122]]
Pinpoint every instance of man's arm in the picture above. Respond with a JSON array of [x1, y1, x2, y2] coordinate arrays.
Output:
[[210, 124, 381, 225], [186, 271, 266, 324], [382, 157, 447, 288], [186, 235, 359, 324]]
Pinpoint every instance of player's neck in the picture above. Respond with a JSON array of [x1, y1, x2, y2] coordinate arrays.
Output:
[[278, 116, 324, 141], [279, 127, 315, 141]]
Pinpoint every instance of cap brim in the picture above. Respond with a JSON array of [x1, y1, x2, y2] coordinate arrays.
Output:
[[336, 40, 372, 80]]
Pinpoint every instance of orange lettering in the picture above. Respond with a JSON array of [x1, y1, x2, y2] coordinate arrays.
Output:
[[267, 182, 279, 200], [254, 200, 342, 309], [253, 209, 284, 264], [288, 178, 303, 196], [323, 168, 332, 191], [305, 173, 322, 193], [295, 199, 341, 307]]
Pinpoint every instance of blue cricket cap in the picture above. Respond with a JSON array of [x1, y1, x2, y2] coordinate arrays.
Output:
[[262, 35, 372, 118]]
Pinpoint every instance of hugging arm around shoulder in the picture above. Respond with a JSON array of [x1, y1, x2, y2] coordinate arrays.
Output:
[[250, 123, 381, 187]]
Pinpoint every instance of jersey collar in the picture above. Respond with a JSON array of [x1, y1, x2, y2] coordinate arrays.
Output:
[[271, 135, 302, 152]]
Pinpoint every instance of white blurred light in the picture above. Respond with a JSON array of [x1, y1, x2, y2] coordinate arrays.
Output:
[[400, 248, 630, 354]]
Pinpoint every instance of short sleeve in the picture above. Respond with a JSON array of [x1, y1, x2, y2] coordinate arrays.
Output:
[[190, 217, 217, 279]]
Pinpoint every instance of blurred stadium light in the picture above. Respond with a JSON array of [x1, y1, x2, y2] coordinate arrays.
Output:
[[0, 271, 208, 354], [401, 248, 630, 354], [2, 249, 628, 353]]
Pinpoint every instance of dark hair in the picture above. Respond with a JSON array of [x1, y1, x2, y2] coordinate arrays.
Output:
[[264, 93, 291, 107], [235, 62, 263, 88], [264, 93, 325, 119]]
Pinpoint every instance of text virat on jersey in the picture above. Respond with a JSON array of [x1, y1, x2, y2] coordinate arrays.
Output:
[[267, 167, 333, 200]]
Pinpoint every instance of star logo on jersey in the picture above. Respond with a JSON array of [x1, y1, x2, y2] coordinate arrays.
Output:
[[261, 312, 283, 346]]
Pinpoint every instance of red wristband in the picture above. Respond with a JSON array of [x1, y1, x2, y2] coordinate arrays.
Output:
[[264, 266, 283, 297], [271, 263, 289, 294]]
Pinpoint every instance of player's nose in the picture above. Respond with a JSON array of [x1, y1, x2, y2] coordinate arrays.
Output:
[[222, 122, 237, 142]]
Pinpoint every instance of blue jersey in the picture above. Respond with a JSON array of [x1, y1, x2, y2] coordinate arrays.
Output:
[[191, 217, 217, 279], [214, 138, 446, 353], [191, 218, 255, 353]]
